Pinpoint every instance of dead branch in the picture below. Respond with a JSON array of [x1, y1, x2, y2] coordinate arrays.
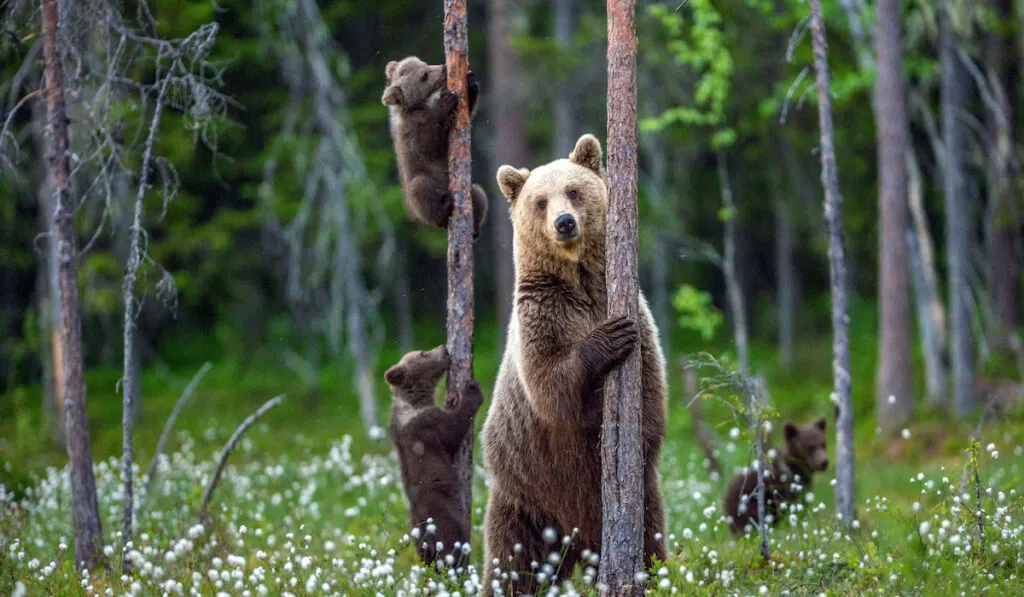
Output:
[[197, 394, 285, 519], [143, 361, 212, 493], [681, 357, 722, 477]]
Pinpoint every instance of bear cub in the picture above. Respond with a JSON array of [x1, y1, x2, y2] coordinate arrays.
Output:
[[723, 417, 829, 534], [383, 56, 488, 237], [385, 345, 484, 564]]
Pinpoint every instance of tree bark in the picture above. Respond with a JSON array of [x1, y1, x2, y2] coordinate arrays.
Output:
[[600, 0, 645, 593], [873, 0, 914, 431], [552, 0, 575, 156], [984, 0, 1020, 345], [808, 0, 855, 529], [444, 0, 478, 535], [717, 150, 749, 373], [486, 0, 524, 343], [906, 149, 949, 406], [42, 0, 104, 569], [941, 0, 975, 415]]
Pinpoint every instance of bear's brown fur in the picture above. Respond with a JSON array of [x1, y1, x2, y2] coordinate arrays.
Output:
[[384, 345, 484, 565], [481, 134, 668, 595], [382, 56, 487, 237], [723, 417, 829, 534]]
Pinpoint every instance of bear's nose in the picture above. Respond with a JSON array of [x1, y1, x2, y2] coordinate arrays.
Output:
[[555, 214, 577, 238], [820, 458, 829, 470]]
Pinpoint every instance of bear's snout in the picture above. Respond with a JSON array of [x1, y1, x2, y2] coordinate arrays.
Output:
[[818, 457, 829, 471], [554, 213, 578, 240]]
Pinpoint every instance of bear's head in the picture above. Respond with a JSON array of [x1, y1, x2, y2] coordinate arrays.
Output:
[[384, 345, 450, 406], [496, 134, 607, 265], [382, 57, 446, 111], [783, 417, 829, 472]]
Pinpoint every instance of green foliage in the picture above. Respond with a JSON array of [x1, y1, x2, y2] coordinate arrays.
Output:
[[673, 284, 723, 341]]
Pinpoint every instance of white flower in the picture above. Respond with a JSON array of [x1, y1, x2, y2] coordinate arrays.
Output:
[[901, 428, 911, 439], [759, 586, 769, 595], [542, 527, 558, 544]]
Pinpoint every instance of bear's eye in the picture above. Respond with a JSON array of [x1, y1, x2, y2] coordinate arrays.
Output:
[[567, 189, 578, 201], [420, 72, 429, 82], [537, 199, 547, 210]]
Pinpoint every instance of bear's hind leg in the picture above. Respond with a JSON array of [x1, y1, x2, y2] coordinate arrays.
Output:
[[483, 491, 552, 597], [407, 174, 452, 229], [644, 466, 668, 567]]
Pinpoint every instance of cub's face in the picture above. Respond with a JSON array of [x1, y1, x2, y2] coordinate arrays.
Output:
[[384, 345, 450, 399], [382, 57, 446, 110], [783, 417, 829, 472], [496, 134, 607, 263]]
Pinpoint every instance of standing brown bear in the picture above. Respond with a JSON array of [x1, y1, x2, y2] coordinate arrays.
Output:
[[723, 417, 829, 534], [481, 134, 668, 595], [382, 56, 488, 237], [384, 345, 484, 565]]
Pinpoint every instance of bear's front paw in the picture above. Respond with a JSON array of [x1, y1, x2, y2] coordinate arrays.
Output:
[[592, 315, 639, 366], [439, 192, 455, 223], [441, 90, 460, 112], [462, 380, 485, 412], [466, 71, 478, 93]]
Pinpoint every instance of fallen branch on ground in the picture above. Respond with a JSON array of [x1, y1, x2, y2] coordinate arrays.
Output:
[[144, 361, 212, 493], [197, 394, 285, 519]]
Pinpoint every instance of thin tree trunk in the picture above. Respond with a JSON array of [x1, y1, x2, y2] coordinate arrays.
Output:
[[443, 0, 478, 534], [681, 358, 721, 477], [984, 0, 1020, 345], [717, 150, 749, 373], [941, 0, 975, 414], [906, 149, 949, 406], [601, 0, 644, 593], [486, 0, 525, 343], [873, 0, 913, 431], [774, 191, 795, 373], [553, 0, 574, 156], [808, 0, 855, 529], [42, 0, 104, 569]]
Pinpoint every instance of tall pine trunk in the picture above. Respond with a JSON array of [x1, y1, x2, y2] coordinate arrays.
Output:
[[443, 0, 478, 535], [774, 190, 795, 373], [552, 0, 575, 156], [941, 0, 975, 414], [873, 0, 914, 430], [717, 150, 749, 372], [41, 0, 104, 569], [808, 0, 855, 528], [487, 0, 524, 341], [600, 0, 645, 593], [984, 0, 1020, 345]]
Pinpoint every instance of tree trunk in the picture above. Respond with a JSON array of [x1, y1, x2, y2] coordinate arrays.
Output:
[[444, 0, 478, 535], [774, 190, 795, 373], [717, 150, 749, 373], [600, 0, 644, 593], [486, 0, 525, 343], [984, 0, 1020, 346], [42, 0, 104, 569], [681, 358, 721, 477], [906, 149, 949, 406], [873, 0, 914, 431], [552, 0, 575, 156], [808, 0, 855, 529], [941, 0, 975, 414]]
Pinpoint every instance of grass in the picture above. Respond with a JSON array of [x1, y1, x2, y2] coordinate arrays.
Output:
[[1, 310, 1023, 595]]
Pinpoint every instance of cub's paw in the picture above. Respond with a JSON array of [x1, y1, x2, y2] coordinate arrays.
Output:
[[440, 90, 460, 112], [462, 380, 485, 412], [439, 192, 456, 224]]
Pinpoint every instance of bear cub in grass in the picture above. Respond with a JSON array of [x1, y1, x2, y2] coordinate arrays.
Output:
[[481, 134, 668, 596], [385, 345, 484, 565], [724, 417, 829, 534], [382, 56, 488, 237]]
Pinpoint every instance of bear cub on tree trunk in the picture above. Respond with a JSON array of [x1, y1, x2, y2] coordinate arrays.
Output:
[[724, 417, 829, 534], [385, 345, 484, 565], [382, 56, 488, 237]]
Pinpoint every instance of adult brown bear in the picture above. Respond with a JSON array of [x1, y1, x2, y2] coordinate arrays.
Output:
[[481, 135, 668, 596]]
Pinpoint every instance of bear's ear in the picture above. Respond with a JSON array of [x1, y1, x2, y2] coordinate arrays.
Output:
[[497, 166, 531, 203], [813, 417, 827, 432], [381, 85, 403, 107], [385, 60, 400, 81], [569, 134, 604, 176], [384, 364, 405, 386], [783, 421, 799, 441]]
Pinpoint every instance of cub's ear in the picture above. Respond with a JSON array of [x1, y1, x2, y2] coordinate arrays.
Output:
[[497, 166, 531, 203], [384, 364, 405, 386], [381, 85, 403, 107], [814, 416, 827, 432], [783, 421, 799, 441], [385, 60, 400, 81], [569, 134, 604, 176]]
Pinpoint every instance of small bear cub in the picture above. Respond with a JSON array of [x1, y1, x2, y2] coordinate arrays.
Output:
[[723, 417, 829, 534], [384, 345, 484, 564], [382, 56, 488, 237]]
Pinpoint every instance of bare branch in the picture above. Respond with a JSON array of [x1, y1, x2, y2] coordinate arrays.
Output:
[[143, 361, 212, 493], [197, 394, 285, 519]]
